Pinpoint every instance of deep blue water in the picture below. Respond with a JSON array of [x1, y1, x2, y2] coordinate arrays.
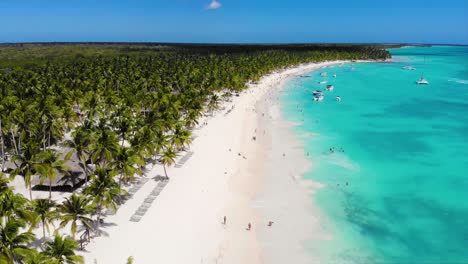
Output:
[[281, 46, 468, 263]]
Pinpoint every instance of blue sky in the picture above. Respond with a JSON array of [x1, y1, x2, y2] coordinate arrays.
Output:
[[1, 0, 467, 44]]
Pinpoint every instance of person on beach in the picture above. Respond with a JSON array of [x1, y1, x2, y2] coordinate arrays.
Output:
[[223, 216, 227, 225], [247, 223, 252, 231], [268, 221, 274, 227]]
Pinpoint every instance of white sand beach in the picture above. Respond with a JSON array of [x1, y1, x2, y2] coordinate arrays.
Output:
[[71, 61, 349, 264]]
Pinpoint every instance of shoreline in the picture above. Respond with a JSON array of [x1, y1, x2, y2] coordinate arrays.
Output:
[[79, 60, 359, 264], [249, 61, 348, 264]]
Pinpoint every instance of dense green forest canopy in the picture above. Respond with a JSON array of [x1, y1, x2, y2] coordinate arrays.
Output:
[[0, 43, 391, 68], [0, 43, 389, 263]]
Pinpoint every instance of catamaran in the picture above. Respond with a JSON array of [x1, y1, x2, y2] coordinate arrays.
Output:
[[416, 57, 429, 84], [416, 74, 429, 84]]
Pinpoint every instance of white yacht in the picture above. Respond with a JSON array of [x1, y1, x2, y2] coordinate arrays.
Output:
[[325, 84, 334, 91], [333, 74, 337, 78], [318, 81, 327, 84]]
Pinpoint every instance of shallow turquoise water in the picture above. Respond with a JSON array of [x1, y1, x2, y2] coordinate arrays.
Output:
[[281, 46, 468, 264]]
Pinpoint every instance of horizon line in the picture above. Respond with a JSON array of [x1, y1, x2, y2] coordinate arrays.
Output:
[[0, 41, 467, 46]]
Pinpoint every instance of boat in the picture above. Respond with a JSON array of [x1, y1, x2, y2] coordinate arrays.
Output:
[[313, 94, 324, 101], [336, 96, 341, 101], [333, 74, 337, 78], [416, 74, 429, 84], [416, 57, 429, 84], [325, 85, 334, 91], [318, 81, 327, 84], [402, 66, 416, 70], [320, 72, 327, 77], [312, 90, 323, 96], [313, 90, 324, 101]]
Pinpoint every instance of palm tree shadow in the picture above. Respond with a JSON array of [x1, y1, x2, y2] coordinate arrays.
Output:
[[100, 221, 117, 228], [89, 220, 117, 238], [152, 175, 168, 182], [28, 237, 47, 251]]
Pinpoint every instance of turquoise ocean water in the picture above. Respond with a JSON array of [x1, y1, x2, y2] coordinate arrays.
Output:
[[281, 46, 468, 264]]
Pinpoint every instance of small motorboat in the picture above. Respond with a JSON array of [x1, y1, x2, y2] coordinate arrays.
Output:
[[313, 90, 323, 96], [318, 81, 327, 84], [320, 72, 328, 77], [313, 95, 324, 101], [313, 90, 324, 101], [402, 66, 416, 70], [333, 74, 337, 78], [336, 96, 341, 101], [325, 85, 334, 91]]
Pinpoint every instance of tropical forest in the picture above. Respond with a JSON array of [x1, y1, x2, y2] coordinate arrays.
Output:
[[0, 43, 390, 263]]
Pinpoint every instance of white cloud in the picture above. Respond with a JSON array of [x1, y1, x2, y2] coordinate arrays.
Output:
[[206, 0, 221, 10]]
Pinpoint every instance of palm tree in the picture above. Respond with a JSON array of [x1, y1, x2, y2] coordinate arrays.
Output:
[[21, 249, 59, 264], [184, 109, 201, 129], [11, 141, 40, 200], [66, 127, 92, 186], [32, 199, 57, 240], [0, 190, 29, 221], [159, 146, 177, 179], [111, 146, 143, 187], [0, 105, 5, 173], [207, 94, 220, 113], [56, 193, 93, 240], [170, 123, 192, 151], [34, 149, 72, 200], [0, 173, 9, 194], [84, 166, 124, 233], [0, 218, 35, 263], [43, 235, 84, 264], [88, 121, 119, 166]]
